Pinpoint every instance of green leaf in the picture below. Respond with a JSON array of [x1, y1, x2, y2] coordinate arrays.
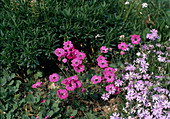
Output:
[[8, 80, 14, 85], [0, 78, 7, 86], [72, 110, 77, 116], [6, 113, 11, 119], [34, 71, 43, 79]]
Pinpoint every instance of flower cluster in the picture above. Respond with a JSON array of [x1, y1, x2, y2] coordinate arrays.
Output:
[[146, 29, 159, 41], [92, 50, 121, 101], [57, 75, 82, 100], [55, 41, 86, 73]]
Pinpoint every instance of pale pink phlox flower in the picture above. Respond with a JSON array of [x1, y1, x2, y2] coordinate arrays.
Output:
[[101, 93, 110, 101]]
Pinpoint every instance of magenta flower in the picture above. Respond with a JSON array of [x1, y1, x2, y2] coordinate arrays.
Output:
[[131, 34, 141, 45], [97, 55, 106, 62], [32, 82, 41, 88], [45, 115, 49, 119], [70, 75, 78, 81], [103, 67, 115, 75], [74, 64, 85, 73], [41, 99, 46, 103], [65, 81, 76, 91], [54, 48, 66, 57], [75, 80, 82, 88], [91, 75, 102, 84], [118, 42, 128, 51], [36, 116, 39, 119], [62, 58, 67, 63], [104, 72, 115, 83], [100, 46, 109, 53], [63, 41, 73, 50], [71, 58, 82, 67], [76, 51, 86, 59], [67, 51, 76, 59], [61, 78, 71, 85], [49, 73, 59, 82], [82, 88, 85, 93], [57, 89, 68, 99], [98, 60, 108, 68], [106, 84, 115, 92]]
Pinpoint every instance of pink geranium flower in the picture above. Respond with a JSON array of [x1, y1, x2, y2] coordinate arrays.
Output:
[[118, 42, 128, 51], [103, 67, 115, 75], [49, 73, 59, 82], [76, 52, 86, 59], [32, 82, 41, 88], [54, 48, 66, 57], [100, 46, 109, 53], [57, 89, 68, 99], [65, 81, 76, 91], [61, 77, 71, 85], [104, 72, 115, 83], [131, 34, 141, 45], [67, 51, 76, 59], [74, 64, 85, 73], [70, 75, 78, 81], [71, 58, 82, 67], [106, 84, 115, 92], [91, 75, 102, 84], [97, 55, 106, 62], [63, 41, 73, 50], [98, 60, 108, 68], [75, 80, 82, 88]]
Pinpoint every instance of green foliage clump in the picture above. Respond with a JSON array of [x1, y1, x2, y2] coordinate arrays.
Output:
[[1, 0, 169, 73]]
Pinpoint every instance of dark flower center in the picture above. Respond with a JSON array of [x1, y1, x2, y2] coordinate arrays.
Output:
[[95, 79, 98, 82], [53, 76, 56, 79], [67, 45, 70, 47]]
